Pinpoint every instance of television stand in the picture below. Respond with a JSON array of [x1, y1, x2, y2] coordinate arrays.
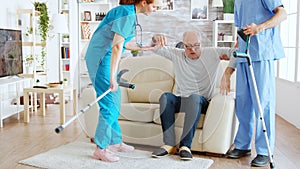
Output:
[[0, 77, 32, 127]]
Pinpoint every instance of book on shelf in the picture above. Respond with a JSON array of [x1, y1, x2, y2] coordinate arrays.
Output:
[[61, 47, 70, 59]]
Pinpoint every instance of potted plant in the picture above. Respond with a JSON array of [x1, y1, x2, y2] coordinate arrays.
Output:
[[63, 78, 68, 86], [33, 1, 50, 69], [63, 0, 69, 9], [223, 0, 235, 20], [25, 55, 34, 73], [131, 50, 139, 57], [63, 34, 69, 42]]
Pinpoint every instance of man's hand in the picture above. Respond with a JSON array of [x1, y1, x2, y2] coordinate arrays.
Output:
[[152, 34, 167, 47], [220, 67, 235, 95], [219, 54, 230, 60]]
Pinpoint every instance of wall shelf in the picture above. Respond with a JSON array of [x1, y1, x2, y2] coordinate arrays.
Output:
[[213, 20, 237, 48]]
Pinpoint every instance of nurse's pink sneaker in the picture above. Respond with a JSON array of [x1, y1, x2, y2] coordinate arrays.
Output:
[[93, 147, 119, 162], [108, 142, 135, 152]]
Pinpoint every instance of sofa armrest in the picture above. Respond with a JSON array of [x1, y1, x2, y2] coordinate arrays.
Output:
[[199, 92, 237, 154]]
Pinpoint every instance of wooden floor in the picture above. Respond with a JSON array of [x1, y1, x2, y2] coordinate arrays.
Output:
[[0, 100, 299, 169]]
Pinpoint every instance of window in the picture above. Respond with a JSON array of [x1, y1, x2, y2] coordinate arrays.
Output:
[[277, 0, 299, 84]]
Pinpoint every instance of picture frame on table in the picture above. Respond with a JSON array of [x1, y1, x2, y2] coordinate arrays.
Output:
[[84, 11, 92, 21], [191, 0, 208, 20]]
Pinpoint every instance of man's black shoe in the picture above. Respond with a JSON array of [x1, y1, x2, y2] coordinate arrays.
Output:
[[179, 146, 193, 161], [151, 145, 176, 158], [251, 155, 270, 167], [226, 148, 251, 158]]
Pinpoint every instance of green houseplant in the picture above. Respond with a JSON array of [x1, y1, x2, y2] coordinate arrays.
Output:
[[223, 0, 235, 20], [63, 34, 69, 42], [131, 50, 139, 57], [223, 0, 234, 13], [33, 1, 50, 69]]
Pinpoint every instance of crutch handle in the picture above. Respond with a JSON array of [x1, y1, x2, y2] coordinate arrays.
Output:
[[233, 51, 251, 66], [237, 29, 248, 42], [119, 81, 135, 89]]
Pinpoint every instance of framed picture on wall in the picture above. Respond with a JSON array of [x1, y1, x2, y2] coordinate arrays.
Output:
[[84, 11, 92, 21], [155, 0, 174, 11], [191, 0, 208, 20]]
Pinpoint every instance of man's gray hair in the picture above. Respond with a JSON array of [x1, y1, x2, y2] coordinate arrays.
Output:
[[182, 31, 202, 42]]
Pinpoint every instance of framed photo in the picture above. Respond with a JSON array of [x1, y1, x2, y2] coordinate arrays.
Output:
[[84, 11, 92, 21], [191, 0, 208, 20], [155, 0, 174, 11]]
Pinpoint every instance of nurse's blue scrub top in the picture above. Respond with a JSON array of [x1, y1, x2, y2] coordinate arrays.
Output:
[[234, 0, 285, 63], [85, 4, 136, 64]]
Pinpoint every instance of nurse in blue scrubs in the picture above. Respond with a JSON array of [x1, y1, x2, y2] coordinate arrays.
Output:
[[220, 0, 287, 167], [85, 0, 157, 162]]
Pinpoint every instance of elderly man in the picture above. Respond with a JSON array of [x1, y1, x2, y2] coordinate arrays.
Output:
[[150, 31, 236, 160]]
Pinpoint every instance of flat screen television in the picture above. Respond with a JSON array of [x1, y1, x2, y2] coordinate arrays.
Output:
[[0, 28, 23, 78]]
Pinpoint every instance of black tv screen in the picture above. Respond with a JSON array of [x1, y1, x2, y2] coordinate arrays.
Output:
[[0, 28, 23, 78]]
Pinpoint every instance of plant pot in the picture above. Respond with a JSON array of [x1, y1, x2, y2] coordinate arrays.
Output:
[[26, 66, 34, 74], [64, 81, 68, 86], [223, 13, 234, 20], [63, 38, 69, 42], [63, 4, 68, 10]]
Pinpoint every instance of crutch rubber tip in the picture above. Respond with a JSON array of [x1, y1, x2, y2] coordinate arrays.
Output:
[[55, 126, 64, 134], [270, 162, 275, 169]]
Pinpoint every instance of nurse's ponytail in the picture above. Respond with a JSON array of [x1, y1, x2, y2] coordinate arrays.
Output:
[[119, 0, 154, 5]]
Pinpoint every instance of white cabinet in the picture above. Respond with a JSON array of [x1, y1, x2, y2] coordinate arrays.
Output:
[[0, 77, 32, 127], [213, 20, 237, 48], [78, 1, 113, 96]]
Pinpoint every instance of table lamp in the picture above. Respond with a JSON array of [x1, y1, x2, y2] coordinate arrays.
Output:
[[212, 0, 223, 20]]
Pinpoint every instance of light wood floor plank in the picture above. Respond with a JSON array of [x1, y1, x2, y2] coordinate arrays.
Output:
[[0, 101, 299, 169]]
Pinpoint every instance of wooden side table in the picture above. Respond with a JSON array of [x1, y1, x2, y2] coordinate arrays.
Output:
[[23, 85, 77, 124]]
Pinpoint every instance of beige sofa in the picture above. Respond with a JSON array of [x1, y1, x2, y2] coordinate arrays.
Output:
[[82, 54, 237, 155]]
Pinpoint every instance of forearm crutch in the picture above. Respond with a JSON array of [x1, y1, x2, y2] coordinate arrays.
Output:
[[55, 69, 135, 134], [233, 29, 275, 169]]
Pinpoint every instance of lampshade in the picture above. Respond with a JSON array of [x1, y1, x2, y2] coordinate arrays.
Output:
[[51, 14, 69, 33], [212, 0, 224, 7]]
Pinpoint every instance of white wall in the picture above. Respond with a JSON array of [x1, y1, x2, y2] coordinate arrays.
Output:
[[1, 1, 299, 129], [276, 79, 300, 129]]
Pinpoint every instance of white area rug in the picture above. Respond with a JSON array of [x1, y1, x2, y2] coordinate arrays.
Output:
[[19, 141, 213, 169]]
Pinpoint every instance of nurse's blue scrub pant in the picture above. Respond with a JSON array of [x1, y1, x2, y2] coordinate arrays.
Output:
[[234, 60, 275, 156], [86, 55, 122, 149]]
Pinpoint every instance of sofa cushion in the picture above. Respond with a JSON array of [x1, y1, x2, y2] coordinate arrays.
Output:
[[152, 109, 205, 129], [128, 79, 174, 103], [119, 55, 175, 103], [120, 103, 159, 122]]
